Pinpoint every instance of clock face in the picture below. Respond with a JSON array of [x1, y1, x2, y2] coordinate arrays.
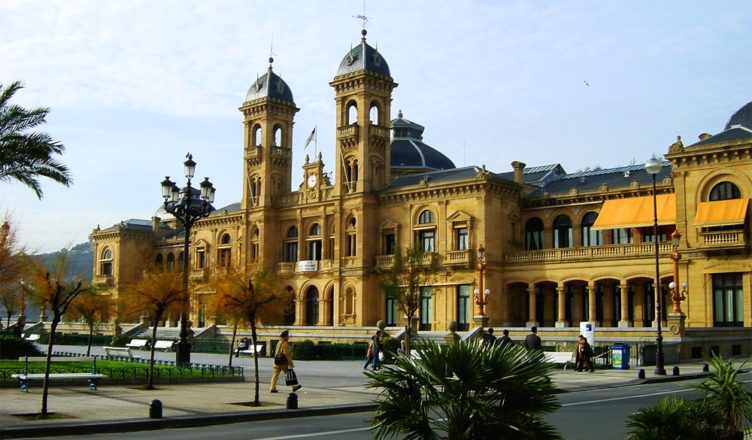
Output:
[[307, 174, 317, 188]]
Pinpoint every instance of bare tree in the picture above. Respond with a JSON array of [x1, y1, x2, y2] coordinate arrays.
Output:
[[68, 286, 113, 356]]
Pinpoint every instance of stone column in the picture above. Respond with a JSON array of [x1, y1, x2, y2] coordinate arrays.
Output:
[[602, 284, 614, 327], [618, 284, 631, 328], [526, 283, 538, 327], [556, 284, 568, 328], [587, 282, 597, 325]]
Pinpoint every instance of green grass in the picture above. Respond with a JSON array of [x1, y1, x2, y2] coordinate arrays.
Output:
[[0, 359, 240, 382]]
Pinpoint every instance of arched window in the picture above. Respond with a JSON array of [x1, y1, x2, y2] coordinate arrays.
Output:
[[369, 102, 380, 124], [525, 218, 544, 250], [308, 223, 322, 261], [273, 125, 282, 146], [218, 233, 232, 267], [100, 248, 113, 276], [166, 252, 176, 271], [155, 253, 164, 268], [346, 217, 357, 257], [309, 223, 321, 236], [347, 102, 358, 125], [581, 212, 602, 246], [252, 125, 262, 146], [250, 227, 260, 262], [416, 209, 436, 252], [709, 181, 741, 201], [553, 215, 572, 249], [287, 226, 298, 238]]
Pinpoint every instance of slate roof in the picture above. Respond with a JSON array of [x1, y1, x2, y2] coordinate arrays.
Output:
[[725, 100, 752, 130], [336, 30, 390, 78], [495, 164, 566, 186], [244, 60, 294, 105], [390, 111, 455, 171], [388, 166, 489, 189], [687, 126, 752, 148]]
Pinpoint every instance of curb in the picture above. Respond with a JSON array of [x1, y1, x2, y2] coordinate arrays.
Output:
[[0, 402, 379, 439]]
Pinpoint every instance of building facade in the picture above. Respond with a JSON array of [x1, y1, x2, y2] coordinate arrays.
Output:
[[91, 30, 752, 359]]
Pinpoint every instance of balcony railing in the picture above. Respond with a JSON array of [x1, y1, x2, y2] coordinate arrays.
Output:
[[375, 254, 394, 267], [505, 242, 673, 264], [445, 249, 471, 266], [93, 274, 114, 286], [190, 268, 209, 281], [698, 230, 746, 248], [276, 262, 295, 273], [337, 124, 359, 139], [369, 124, 389, 138]]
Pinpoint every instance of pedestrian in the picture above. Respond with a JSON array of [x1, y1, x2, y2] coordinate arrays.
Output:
[[397, 338, 407, 354], [482, 328, 496, 346], [365, 330, 381, 371], [235, 336, 249, 357], [496, 329, 514, 347], [524, 326, 542, 351], [575, 335, 595, 372], [364, 335, 375, 369], [270, 330, 302, 393]]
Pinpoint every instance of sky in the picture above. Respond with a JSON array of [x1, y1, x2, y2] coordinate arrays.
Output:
[[1, 0, 750, 254]]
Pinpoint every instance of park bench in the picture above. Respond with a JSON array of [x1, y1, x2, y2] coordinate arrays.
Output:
[[544, 351, 575, 368], [23, 334, 40, 342], [11, 372, 107, 392], [103, 346, 139, 359], [153, 340, 174, 351], [238, 345, 265, 356], [125, 338, 148, 349]]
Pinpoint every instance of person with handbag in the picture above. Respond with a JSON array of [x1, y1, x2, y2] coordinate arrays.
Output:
[[270, 329, 302, 393]]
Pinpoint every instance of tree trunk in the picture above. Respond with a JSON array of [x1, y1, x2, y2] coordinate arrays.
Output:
[[41, 316, 60, 416], [86, 324, 94, 356], [228, 321, 238, 368], [147, 320, 159, 390], [250, 318, 260, 406]]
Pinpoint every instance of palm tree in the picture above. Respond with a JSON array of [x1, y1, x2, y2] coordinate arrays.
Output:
[[697, 354, 752, 439], [0, 81, 71, 199], [626, 396, 723, 440], [366, 339, 562, 440]]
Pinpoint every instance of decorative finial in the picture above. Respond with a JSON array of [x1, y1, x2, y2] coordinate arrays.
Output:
[[353, 0, 370, 36], [305, 154, 310, 163], [318, 151, 323, 161], [398, 109, 403, 118], [361, 29, 367, 40]]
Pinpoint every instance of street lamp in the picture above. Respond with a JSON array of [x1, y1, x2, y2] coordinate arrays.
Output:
[[160, 153, 215, 365], [645, 156, 666, 375], [474, 244, 491, 326], [669, 230, 688, 313]]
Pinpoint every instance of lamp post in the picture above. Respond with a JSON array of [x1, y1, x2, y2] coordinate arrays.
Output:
[[160, 153, 215, 365], [645, 156, 666, 375], [669, 230, 687, 313], [473, 244, 491, 327]]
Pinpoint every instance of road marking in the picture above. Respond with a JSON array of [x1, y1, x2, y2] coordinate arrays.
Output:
[[253, 426, 371, 439], [562, 388, 696, 407]]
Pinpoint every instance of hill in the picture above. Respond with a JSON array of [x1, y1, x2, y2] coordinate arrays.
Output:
[[32, 241, 93, 282]]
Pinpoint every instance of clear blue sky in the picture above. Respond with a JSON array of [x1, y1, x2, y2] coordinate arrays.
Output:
[[2, 0, 750, 253]]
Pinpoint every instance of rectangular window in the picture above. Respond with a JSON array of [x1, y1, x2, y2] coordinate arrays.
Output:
[[456, 228, 468, 250], [419, 229, 435, 252], [384, 233, 396, 255], [101, 262, 112, 276], [713, 273, 743, 327], [197, 249, 206, 268], [285, 242, 298, 262], [218, 249, 231, 267], [526, 230, 543, 250], [385, 298, 397, 326], [346, 234, 356, 257], [419, 287, 432, 331], [250, 244, 258, 262], [583, 227, 602, 246], [612, 228, 633, 244], [457, 285, 470, 331]]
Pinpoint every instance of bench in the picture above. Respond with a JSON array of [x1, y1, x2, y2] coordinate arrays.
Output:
[[103, 346, 139, 359], [125, 338, 148, 349], [154, 340, 174, 351], [238, 345, 264, 356], [11, 373, 107, 392], [544, 352, 575, 368], [23, 334, 40, 341]]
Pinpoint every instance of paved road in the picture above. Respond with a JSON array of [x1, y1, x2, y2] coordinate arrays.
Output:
[[30, 372, 752, 440]]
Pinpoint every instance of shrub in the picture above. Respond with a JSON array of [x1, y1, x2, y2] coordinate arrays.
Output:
[[0, 335, 43, 359], [291, 339, 316, 360]]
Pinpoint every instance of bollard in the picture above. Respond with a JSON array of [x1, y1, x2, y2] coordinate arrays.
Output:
[[149, 399, 163, 419], [286, 392, 298, 410], [702, 363, 709, 373], [672, 366, 680, 376], [638, 369, 645, 379]]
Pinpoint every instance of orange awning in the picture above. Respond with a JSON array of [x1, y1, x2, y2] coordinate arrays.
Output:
[[694, 199, 749, 227], [592, 194, 676, 230]]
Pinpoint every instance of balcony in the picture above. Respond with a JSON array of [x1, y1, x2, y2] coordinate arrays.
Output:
[[92, 274, 114, 286], [190, 268, 209, 282], [698, 230, 746, 249], [337, 124, 359, 150], [505, 242, 673, 264], [276, 262, 295, 273], [245, 145, 262, 160], [375, 254, 394, 268], [445, 249, 471, 267]]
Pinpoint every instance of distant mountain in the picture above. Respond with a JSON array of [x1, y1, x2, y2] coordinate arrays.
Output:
[[33, 241, 93, 282]]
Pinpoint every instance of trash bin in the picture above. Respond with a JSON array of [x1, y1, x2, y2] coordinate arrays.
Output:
[[611, 343, 630, 370], [639, 344, 657, 366]]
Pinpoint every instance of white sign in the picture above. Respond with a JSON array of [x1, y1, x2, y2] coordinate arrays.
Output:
[[297, 260, 318, 272], [579, 321, 595, 346]]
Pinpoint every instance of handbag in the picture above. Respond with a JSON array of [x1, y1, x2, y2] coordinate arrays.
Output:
[[274, 354, 287, 365], [285, 369, 298, 386]]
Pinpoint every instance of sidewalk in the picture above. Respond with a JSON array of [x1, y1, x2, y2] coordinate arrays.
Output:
[[0, 353, 713, 439]]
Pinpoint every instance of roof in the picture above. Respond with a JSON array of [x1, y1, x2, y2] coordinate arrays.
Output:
[[336, 30, 390, 78], [687, 125, 752, 148], [244, 58, 294, 105], [495, 164, 566, 186], [725, 100, 752, 130], [390, 111, 455, 171], [388, 166, 487, 189]]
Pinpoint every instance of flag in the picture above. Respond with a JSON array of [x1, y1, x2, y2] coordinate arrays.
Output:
[[304, 126, 316, 150]]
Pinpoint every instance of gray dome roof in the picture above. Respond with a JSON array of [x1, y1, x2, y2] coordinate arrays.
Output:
[[245, 58, 294, 105], [390, 111, 455, 171], [725, 100, 752, 130], [336, 30, 390, 78]]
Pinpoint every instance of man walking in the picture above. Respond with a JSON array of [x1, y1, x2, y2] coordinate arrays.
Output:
[[525, 326, 542, 351], [482, 328, 496, 346], [364, 330, 382, 370], [497, 329, 514, 347]]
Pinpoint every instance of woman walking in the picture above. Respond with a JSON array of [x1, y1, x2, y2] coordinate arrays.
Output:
[[270, 330, 302, 393]]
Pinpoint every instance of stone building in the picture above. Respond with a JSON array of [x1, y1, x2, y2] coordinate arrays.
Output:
[[91, 30, 751, 359]]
